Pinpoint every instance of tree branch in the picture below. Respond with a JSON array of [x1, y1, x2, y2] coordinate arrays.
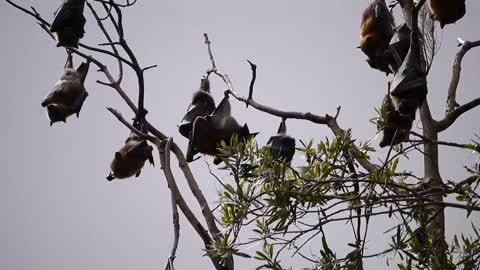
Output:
[[437, 97, 480, 132], [87, 2, 124, 84], [446, 39, 480, 113], [107, 108, 230, 270], [163, 138, 180, 270], [226, 89, 380, 173]]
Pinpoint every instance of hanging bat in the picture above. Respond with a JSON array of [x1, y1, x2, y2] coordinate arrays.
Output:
[[186, 93, 255, 165], [41, 57, 89, 126], [428, 0, 466, 28], [264, 118, 296, 162], [178, 78, 216, 139], [390, 30, 428, 117], [379, 94, 414, 148], [50, 0, 87, 48], [106, 133, 154, 181], [388, 23, 411, 74], [360, 0, 395, 74]]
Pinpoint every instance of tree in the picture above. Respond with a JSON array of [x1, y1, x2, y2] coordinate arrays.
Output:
[[3, 0, 480, 269]]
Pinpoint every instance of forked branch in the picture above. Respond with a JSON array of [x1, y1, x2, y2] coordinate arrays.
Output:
[[445, 39, 480, 114]]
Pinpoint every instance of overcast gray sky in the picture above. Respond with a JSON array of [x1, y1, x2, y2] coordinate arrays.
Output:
[[2, 1, 479, 269]]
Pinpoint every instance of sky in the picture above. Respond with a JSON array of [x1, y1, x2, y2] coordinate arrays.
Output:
[[1, 1, 480, 269]]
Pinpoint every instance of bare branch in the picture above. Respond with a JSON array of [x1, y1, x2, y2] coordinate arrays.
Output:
[[107, 108, 231, 270], [446, 39, 480, 113], [226, 90, 380, 173], [87, 2, 124, 84], [94, 0, 138, 8], [437, 97, 480, 132], [204, 33, 217, 71], [410, 131, 480, 151], [106, 108, 158, 142], [246, 60, 256, 108], [203, 33, 235, 92], [163, 138, 180, 270]]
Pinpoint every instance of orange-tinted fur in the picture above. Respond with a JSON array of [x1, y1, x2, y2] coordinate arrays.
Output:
[[360, 0, 395, 74]]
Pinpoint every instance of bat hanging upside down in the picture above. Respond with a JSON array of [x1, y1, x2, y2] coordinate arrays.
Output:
[[359, 0, 395, 74], [186, 92, 256, 165], [50, 0, 87, 48], [264, 118, 296, 162], [107, 133, 154, 181], [41, 56, 89, 126], [428, 0, 466, 28], [178, 77, 216, 139]]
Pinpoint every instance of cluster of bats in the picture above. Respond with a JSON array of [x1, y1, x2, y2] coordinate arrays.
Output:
[[359, 0, 466, 147], [41, 0, 297, 182], [178, 78, 296, 165], [38, 0, 467, 181], [39, 0, 155, 181]]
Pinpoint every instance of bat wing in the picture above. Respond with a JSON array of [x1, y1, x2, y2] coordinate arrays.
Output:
[[72, 90, 89, 117], [126, 140, 154, 161], [186, 116, 211, 162], [390, 47, 427, 98], [389, 23, 411, 47], [50, 1, 86, 35], [265, 135, 296, 162], [76, 62, 90, 84]]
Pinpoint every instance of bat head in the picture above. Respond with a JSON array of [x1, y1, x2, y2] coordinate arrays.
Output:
[[46, 104, 69, 125], [379, 127, 410, 148]]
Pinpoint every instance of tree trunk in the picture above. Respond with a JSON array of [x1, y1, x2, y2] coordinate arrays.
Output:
[[420, 101, 448, 268]]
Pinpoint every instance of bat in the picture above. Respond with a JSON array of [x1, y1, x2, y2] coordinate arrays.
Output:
[[360, 0, 395, 74], [50, 0, 86, 48], [41, 56, 89, 126], [178, 77, 215, 139], [379, 94, 414, 147], [264, 118, 296, 162], [428, 0, 466, 28], [186, 93, 255, 165], [388, 23, 411, 73], [389, 29, 428, 117], [107, 133, 154, 181]]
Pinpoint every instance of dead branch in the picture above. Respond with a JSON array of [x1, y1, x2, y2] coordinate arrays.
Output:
[[437, 97, 480, 132], [445, 39, 480, 113], [163, 138, 180, 270]]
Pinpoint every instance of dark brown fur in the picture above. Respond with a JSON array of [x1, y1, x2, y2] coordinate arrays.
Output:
[[178, 78, 216, 138], [107, 136, 154, 180], [186, 95, 254, 164], [379, 94, 415, 148], [428, 0, 466, 28]]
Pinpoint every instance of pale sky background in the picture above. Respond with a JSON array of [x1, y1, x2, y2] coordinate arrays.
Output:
[[1, 1, 479, 269]]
